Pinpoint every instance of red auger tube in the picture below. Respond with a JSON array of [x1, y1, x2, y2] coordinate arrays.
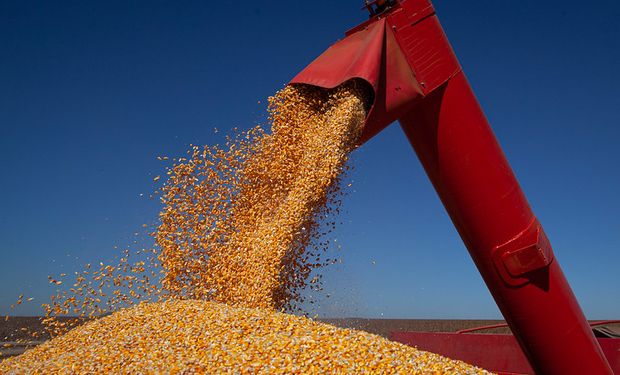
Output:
[[291, 0, 612, 373]]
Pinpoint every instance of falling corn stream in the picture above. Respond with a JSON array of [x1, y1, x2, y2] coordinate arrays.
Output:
[[1, 83, 491, 373]]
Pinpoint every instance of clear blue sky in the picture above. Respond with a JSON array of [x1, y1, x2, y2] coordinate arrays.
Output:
[[1, 0, 618, 319]]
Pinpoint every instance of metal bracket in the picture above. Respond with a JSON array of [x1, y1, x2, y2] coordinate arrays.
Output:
[[492, 218, 554, 287], [363, 0, 397, 17]]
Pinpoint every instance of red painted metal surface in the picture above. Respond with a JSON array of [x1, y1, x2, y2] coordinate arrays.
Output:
[[391, 331, 533, 374], [456, 323, 512, 335], [390, 331, 620, 374], [291, 17, 422, 143], [290, 0, 613, 373], [399, 73, 610, 374], [455, 320, 620, 334]]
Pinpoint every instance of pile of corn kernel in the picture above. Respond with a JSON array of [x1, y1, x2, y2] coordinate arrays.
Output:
[[34, 82, 367, 336], [3, 82, 491, 373], [1, 300, 490, 374]]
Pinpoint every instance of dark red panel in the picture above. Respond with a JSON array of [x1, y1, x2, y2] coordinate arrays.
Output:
[[391, 332, 533, 374], [390, 332, 620, 374]]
